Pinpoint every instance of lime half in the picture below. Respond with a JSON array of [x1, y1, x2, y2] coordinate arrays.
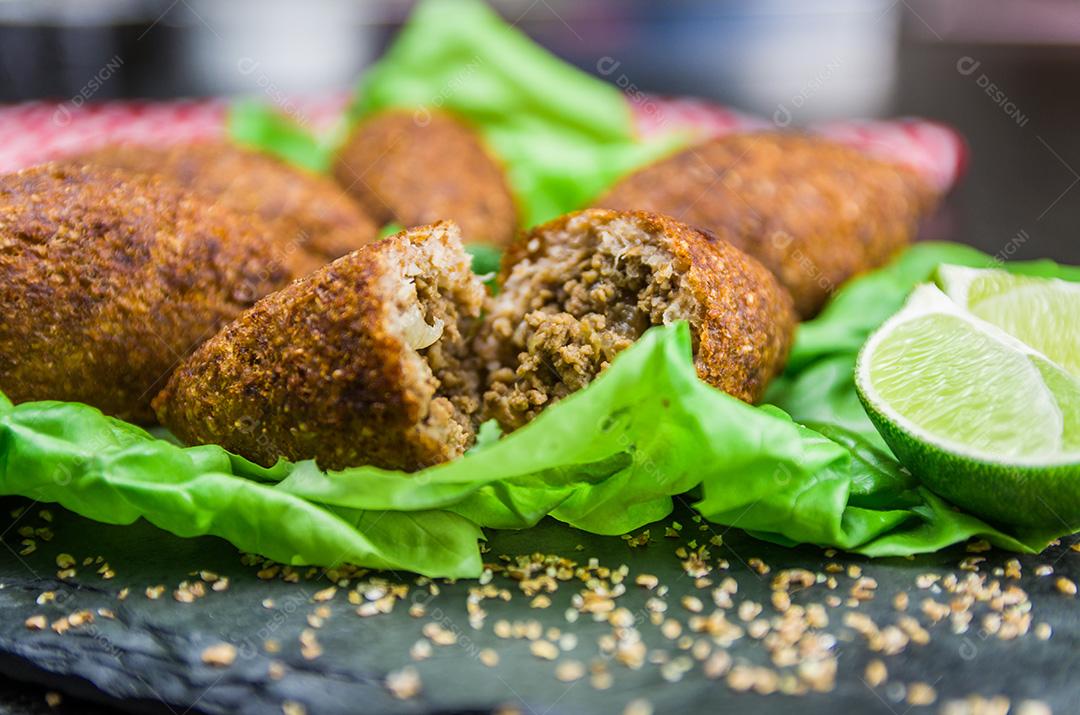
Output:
[[855, 284, 1080, 528], [937, 264, 1080, 377]]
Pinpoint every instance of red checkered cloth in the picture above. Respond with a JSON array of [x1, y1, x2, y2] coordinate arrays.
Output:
[[0, 94, 966, 193]]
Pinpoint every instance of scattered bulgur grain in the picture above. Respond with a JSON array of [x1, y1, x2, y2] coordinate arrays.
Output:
[[68, 610, 93, 627], [555, 660, 586, 682], [747, 619, 769, 639], [939, 695, 1013, 715], [704, 651, 732, 679], [1054, 577, 1077, 596], [385, 666, 422, 700], [661, 619, 682, 640], [591, 670, 614, 690], [958, 557, 985, 572], [1015, 700, 1053, 715], [635, 574, 659, 590], [410, 640, 432, 661], [623, 698, 653, 715], [300, 629, 323, 660], [864, 659, 887, 687], [421, 622, 457, 645], [748, 558, 770, 575], [201, 643, 237, 667], [906, 682, 937, 706], [531, 640, 559, 660], [737, 600, 762, 622], [681, 595, 704, 613]]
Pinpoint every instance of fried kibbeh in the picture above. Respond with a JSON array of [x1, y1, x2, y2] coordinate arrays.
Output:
[[475, 209, 796, 430], [153, 221, 487, 472], [74, 142, 379, 275], [594, 132, 939, 317], [0, 163, 297, 422], [333, 109, 518, 247]]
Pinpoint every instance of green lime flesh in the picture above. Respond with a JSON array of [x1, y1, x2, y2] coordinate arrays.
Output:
[[938, 265, 1080, 377]]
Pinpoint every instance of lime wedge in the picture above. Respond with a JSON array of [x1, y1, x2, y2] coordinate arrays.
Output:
[[856, 284, 1080, 528], [937, 264, 1080, 377]]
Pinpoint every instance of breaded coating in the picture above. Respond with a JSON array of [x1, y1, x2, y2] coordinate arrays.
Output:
[[73, 142, 379, 276], [594, 132, 939, 317], [333, 109, 518, 247], [476, 209, 796, 430], [153, 222, 487, 472], [0, 163, 297, 422]]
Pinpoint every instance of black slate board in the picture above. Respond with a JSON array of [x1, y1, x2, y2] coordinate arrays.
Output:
[[1, 495, 1078, 715]]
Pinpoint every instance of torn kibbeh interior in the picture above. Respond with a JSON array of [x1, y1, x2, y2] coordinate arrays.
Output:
[[475, 209, 797, 431], [153, 221, 486, 471]]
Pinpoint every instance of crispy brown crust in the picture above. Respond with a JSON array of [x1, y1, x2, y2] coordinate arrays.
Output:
[[0, 163, 297, 422], [153, 222, 485, 472], [333, 109, 518, 247], [487, 209, 796, 423], [73, 142, 380, 276], [594, 132, 938, 317]]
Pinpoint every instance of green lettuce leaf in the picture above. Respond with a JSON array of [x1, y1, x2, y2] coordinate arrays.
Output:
[[228, 100, 337, 173], [0, 398, 482, 577], [229, 0, 684, 227]]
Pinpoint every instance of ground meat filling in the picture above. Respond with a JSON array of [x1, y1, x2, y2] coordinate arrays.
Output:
[[390, 241, 484, 460], [414, 272, 482, 435], [481, 219, 699, 429]]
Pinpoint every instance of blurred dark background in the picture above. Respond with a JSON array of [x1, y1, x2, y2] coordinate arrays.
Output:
[[0, 0, 1078, 265]]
